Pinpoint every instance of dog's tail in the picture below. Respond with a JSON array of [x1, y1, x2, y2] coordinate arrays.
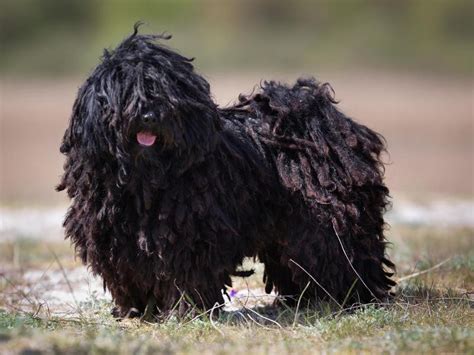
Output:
[[233, 77, 395, 302]]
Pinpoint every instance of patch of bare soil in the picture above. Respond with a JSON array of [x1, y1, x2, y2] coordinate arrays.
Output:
[[1, 265, 276, 318]]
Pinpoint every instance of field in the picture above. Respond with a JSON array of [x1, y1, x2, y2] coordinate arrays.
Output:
[[0, 72, 473, 354], [0, 224, 473, 353]]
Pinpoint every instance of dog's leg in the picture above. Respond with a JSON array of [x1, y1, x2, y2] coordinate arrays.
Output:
[[270, 222, 395, 307], [146, 272, 227, 319], [177, 277, 226, 316], [107, 281, 149, 319], [259, 246, 301, 306]]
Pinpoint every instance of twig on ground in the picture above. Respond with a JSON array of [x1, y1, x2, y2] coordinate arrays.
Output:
[[332, 223, 379, 301], [292, 281, 311, 328], [177, 301, 227, 328], [243, 305, 283, 329], [21, 261, 55, 303], [397, 257, 452, 282], [209, 302, 224, 335], [0, 274, 34, 306], [49, 249, 83, 318], [246, 314, 275, 330], [335, 279, 359, 317], [289, 258, 342, 307]]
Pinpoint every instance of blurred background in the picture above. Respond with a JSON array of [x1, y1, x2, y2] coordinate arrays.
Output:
[[0, 3, 473, 342], [0, 0, 473, 235]]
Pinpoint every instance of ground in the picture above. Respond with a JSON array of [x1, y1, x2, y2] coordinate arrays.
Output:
[[0, 221, 473, 354], [0, 72, 473, 353]]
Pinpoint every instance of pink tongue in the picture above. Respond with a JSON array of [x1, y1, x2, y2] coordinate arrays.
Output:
[[137, 132, 157, 146]]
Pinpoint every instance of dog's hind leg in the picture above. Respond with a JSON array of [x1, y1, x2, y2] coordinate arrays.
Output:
[[259, 245, 302, 306], [259, 221, 351, 307]]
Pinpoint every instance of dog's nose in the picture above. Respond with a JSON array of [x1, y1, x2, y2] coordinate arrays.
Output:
[[142, 111, 158, 125]]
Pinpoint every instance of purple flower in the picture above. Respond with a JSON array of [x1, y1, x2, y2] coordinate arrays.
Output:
[[229, 289, 238, 298]]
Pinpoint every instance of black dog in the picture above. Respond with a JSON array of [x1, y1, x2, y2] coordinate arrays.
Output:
[[58, 26, 395, 318]]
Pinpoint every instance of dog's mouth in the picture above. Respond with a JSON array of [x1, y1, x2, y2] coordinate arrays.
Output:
[[137, 131, 157, 147]]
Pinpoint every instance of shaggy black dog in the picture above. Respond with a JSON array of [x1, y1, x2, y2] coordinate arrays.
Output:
[[58, 27, 395, 318]]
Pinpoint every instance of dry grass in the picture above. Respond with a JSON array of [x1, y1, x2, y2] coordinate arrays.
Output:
[[0, 224, 473, 354]]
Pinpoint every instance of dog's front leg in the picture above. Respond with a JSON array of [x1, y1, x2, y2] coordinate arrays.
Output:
[[141, 284, 220, 320], [106, 279, 149, 319], [151, 271, 227, 318]]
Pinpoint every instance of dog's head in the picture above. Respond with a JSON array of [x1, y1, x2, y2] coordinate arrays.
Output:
[[59, 25, 220, 191]]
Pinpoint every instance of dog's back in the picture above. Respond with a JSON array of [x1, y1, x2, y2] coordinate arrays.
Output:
[[222, 77, 395, 304]]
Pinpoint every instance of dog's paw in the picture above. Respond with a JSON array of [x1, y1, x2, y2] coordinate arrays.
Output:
[[111, 306, 142, 319]]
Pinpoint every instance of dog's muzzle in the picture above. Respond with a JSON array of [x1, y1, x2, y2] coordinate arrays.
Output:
[[137, 132, 157, 146], [137, 111, 158, 146]]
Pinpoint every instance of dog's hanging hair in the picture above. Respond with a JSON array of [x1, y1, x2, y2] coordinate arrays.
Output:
[[234, 77, 390, 238], [231, 77, 394, 300], [236, 77, 388, 207]]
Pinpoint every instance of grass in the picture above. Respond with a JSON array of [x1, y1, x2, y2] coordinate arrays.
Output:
[[0, 225, 473, 354]]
